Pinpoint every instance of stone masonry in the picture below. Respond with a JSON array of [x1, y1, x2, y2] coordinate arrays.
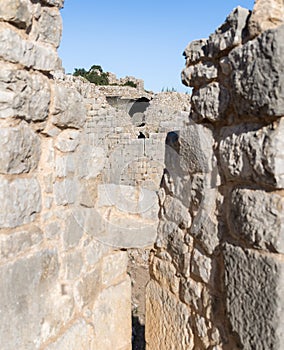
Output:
[[0, 0, 284, 349], [146, 1, 284, 349]]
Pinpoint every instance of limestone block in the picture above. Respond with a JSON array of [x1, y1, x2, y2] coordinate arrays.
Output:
[[93, 184, 158, 248], [191, 249, 212, 284], [0, 0, 32, 29], [146, 281, 194, 350], [0, 177, 41, 228], [85, 240, 111, 266], [45, 320, 95, 350], [208, 6, 250, 57], [0, 225, 42, 260], [181, 62, 218, 88], [62, 251, 83, 280], [179, 122, 215, 173], [180, 277, 202, 310], [51, 84, 86, 129], [248, 0, 284, 38], [44, 220, 61, 240], [0, 122, 41, 174], [229, 188, 284, 253], [0, 65, 50, 121], [191, 82, 230, 122], [30, 7, 62, 48], [183, 39, 208, 65], [229, 25, 284, 118], [0, 26, 61, 71], [0, 250, 73, 349], [55, 153, 75, 178], [101, 251, 128, 287], [219, 120, 284, 188], [223, 244, 284, 350], [63, 211, 84, 249], [151, 257, 179, 295], [55, 130, 80, 152], [54, 179, 78, 205], [92, 278, 132, 350], [74, 266, 102, 310], [41, 0, 65, 9], [163, 195, 191, 228]]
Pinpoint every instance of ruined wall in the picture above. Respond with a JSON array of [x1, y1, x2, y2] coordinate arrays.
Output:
[[146, 2, 284, 349], [0, 1, 190, 348]]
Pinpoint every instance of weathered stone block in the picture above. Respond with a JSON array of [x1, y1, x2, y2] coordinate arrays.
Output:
[[92, 278, 132, 350], [229, 188, 284, 253], [0, 122, 41, 174], [248, 0, 284, 38], [191, 249, 212, 284], [62, 251, 83, 280], [101, 251, 128, 287], [0, 0, 32, 29], [151, 257, 179, 295], [229, 25, 284, 118], [0, 250, 69, 349], [191, 82, 230, 122], [54, 179, 77, 205], [208, 6, 250, 57], [0, 177, 41, 228], [0, 226, 42, 260], [146, 281, 193, 350], [179, 122, 215, 173], [55, 130, 80, 152], [219, 120, 284, 188], [74, 267, 102, 310], [0, 65, 50, 121], [163, 195, 191, 228], [183, 39, 208, 65], [182, 62, 218, 88], [51, 84, 86, 129], [30, 7, 62, 48], [45, 320, 94, 350], [223, 244, 284, 350], [0, 26, 61, 71], [63, 211, 84, 249]]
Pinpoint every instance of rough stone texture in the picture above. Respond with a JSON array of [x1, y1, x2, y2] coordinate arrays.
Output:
[[223, 244, 284, 350], [51, 84, 86, 129], [92, 279, 132, 350], [181, 62, 218, 88], [248, 0, 284, 38], [30, 7, 62, 48], [45, 320, 94, 350], [0, 0, 32, 29], [41, 0, 65, 9], [219, 120, 284, 188], [0, 122, 41, 174], [229, 188, 284, 253], [0, 177, 41, 228], [207, 6, 250, 57], [191, 82, 230, 122], [0, 26, 61, 72], [229, 25, 284, 118], [146, 281, 194, 350], [0, 250, 65, 350], [0, 226, 42, 260], [148, 2, 284, 350], [0, 65, 51, 121]]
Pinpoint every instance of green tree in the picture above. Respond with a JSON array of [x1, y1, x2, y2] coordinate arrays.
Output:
[[73, 65, 109, 85]]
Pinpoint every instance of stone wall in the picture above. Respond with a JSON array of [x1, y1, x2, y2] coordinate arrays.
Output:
[[0, 1, 189, 348], [146, 2, 284, 349]]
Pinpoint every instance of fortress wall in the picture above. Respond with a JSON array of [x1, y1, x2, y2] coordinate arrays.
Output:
[[146, 2, 284, 349]]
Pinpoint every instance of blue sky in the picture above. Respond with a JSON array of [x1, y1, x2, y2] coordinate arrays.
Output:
[[59, 0, 254, 92]]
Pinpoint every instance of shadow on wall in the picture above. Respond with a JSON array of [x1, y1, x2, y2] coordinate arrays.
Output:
[[129, 97, 151, 118], [132, 316, 146, 350]]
